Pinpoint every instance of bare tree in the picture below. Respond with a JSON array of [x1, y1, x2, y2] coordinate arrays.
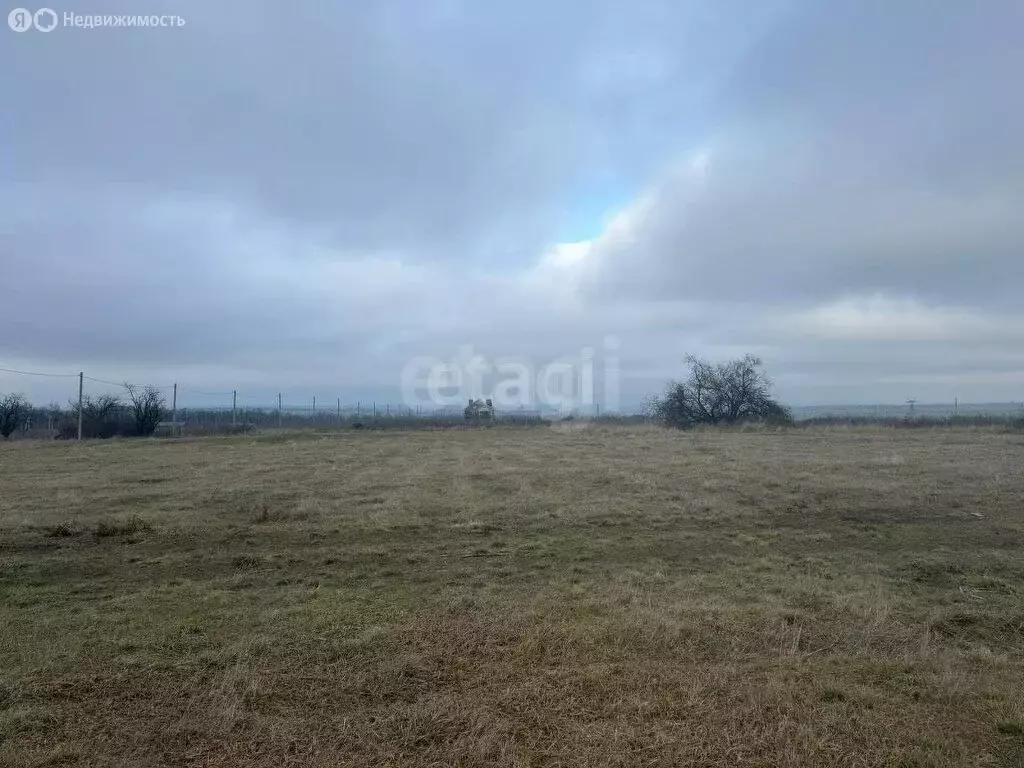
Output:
[[124, 384, 166, 436], [646, 355, 791, 428], [0, 393, 30, 438], [65, 394, 122, 439], [46, 401, 62, 434]]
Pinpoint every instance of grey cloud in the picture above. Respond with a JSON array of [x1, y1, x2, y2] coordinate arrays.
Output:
[[585, 0, 1024, 307], [4, 0, 754, 259], [2, 0, 1023, 406], [2, 184, 431, 369]]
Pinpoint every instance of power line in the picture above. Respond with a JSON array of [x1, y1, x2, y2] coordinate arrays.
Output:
[[0, 365, 79, 378], [82, 375, 126, 387], [2, 366, 175, 390], [83, 376, 174, 389]]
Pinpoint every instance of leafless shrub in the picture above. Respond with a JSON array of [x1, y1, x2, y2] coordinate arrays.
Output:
[[0, 393, 30, 438], [646, 354, 792, 429], [124, 383, 166, 437], [63, 394, 123, 439]]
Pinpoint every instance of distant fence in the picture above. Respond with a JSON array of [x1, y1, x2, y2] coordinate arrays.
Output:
[[0, 364, 599, 439], [3, 363, 1023, 440], [9, 402, 567, 440]]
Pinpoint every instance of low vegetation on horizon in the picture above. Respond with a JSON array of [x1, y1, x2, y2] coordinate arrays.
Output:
[[3, 355, 1023, 440], [2, 425, 1023, 766]]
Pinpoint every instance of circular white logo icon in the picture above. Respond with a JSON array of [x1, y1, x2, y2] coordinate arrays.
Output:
[[8, 7, 33, 31], [34, 7, 57, 32]]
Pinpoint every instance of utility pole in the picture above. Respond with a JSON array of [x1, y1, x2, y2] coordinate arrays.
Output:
[[77, 371, 83, 441], [357, 401, 360, 417], [172, 383, 178, 436], [278, 393, 282, 428], [337, 397, 341, 420], [232, 390, 237, 427], [312, 395, 316, 414]]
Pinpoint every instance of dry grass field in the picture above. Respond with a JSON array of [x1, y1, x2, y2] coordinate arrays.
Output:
[[1, 425, 1023, 767]]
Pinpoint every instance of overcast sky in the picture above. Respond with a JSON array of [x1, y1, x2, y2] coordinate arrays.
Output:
[[3, 0, 1022, 409]]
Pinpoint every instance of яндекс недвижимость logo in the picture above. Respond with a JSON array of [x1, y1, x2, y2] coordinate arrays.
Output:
[[8, 8, 58, 32]]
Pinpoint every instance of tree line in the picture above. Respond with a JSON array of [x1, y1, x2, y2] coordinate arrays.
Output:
[[0, 385, 166, 439]]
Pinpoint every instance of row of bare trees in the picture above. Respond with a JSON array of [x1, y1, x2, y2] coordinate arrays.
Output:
[[0, 385, 167, 439]]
